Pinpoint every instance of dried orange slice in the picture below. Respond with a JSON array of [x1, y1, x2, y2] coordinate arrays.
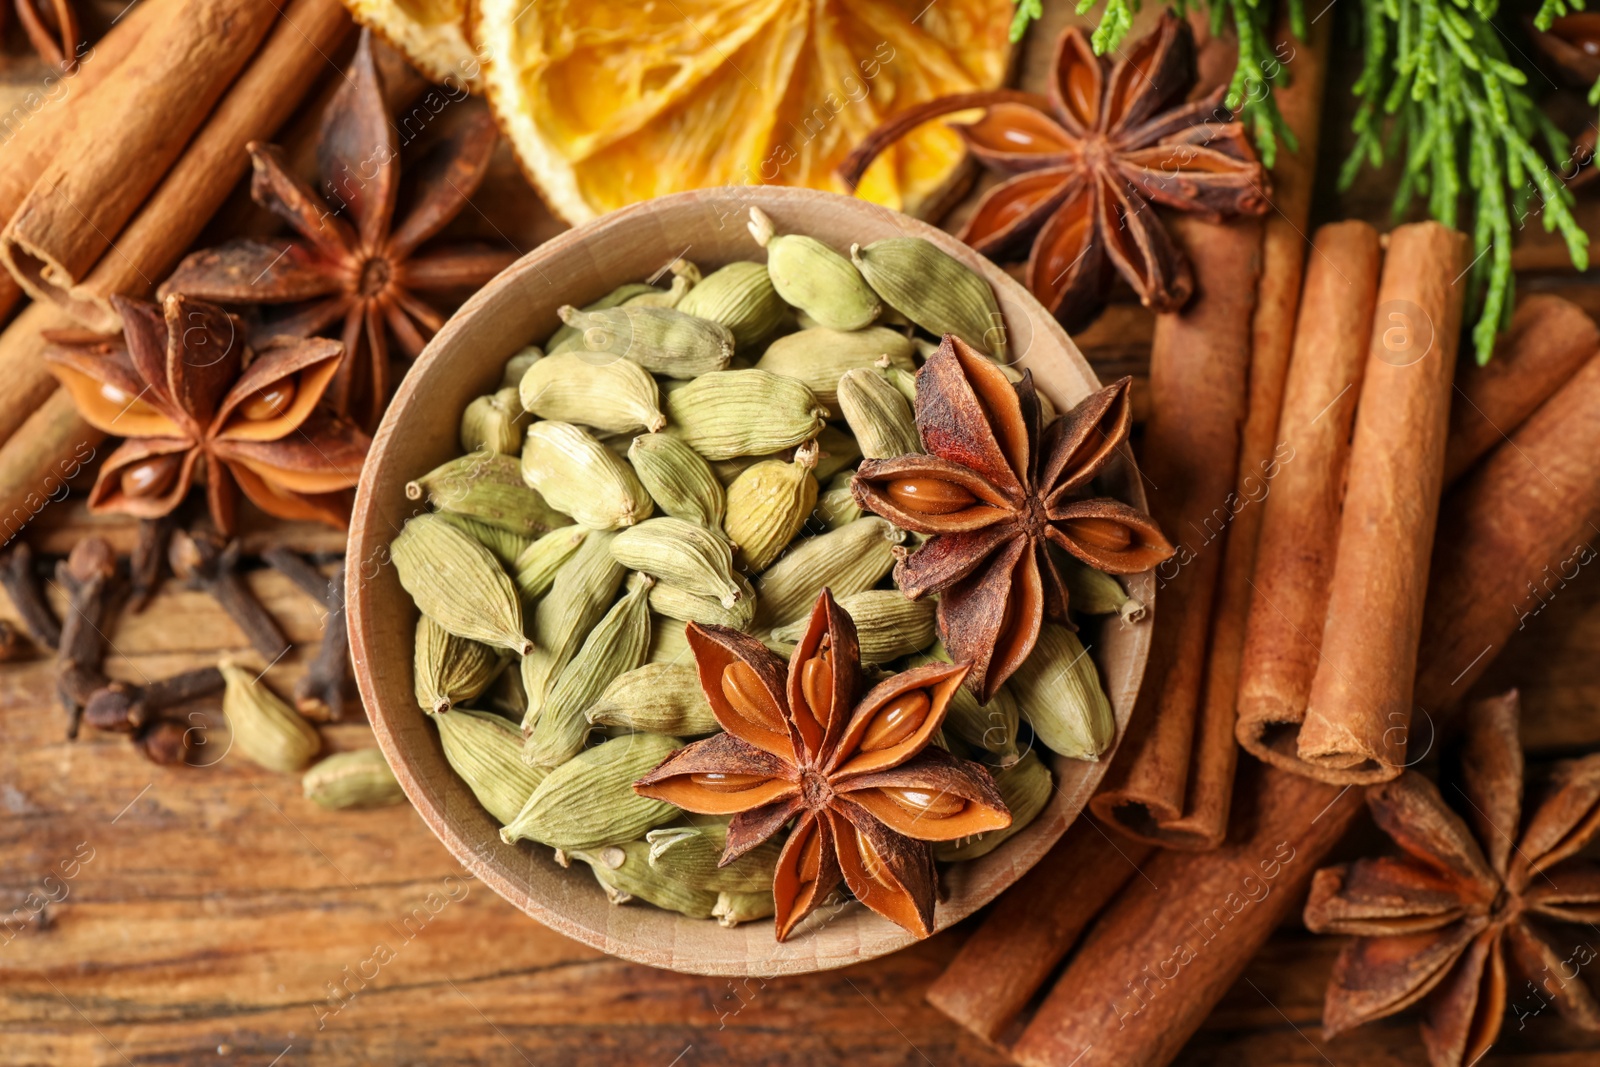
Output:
[[469, 0, 1014, 224], [343, 0, 479, 88]]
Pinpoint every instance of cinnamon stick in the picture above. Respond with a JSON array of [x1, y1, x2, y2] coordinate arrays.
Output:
[[65, 0, 354, 331], [1292, 222, 1466, 781], [1088, 217, 1259, 846], [0, 0, 280, 310], [926, 818, 1153, 1042], [1008, 326, 1600, 1067], [1235, 221, 1382, 770], [1442, 293, 1599, 486], [0, 391, 102, 548], [0, 301, 77, 446], [0, 0, 161, 324]]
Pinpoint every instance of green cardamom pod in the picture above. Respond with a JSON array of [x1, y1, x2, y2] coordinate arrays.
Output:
[[524, 572, 654, 767], [521, 421, 655, 529], [558, 304, 734, 378], [460, 386, 530, 455], [748, 207, 880, 330], [771, 588, 933, 663], [414, 615, 503, 714], [754, 326, 915, 411], [611, 517, 743, 608], [753, 516, 903, 628], [627, 432, 726, 528], [649, 573, 756, 630], [813, 469, 863, 531], [851, 237, 1006, 358], [501, 346, 542, 389], [646, 823, 780, 894], [884, 364, 917, 405], [723, 441, 819, 572], [513, 526, 591, 602], [546, 282, 662, 352], [934, 750, 1051, 862], [521, 529, 625, 724], [569, 840, 719, 918], [619, 261, 697, 308], [1008, 623, 1114, 760], [519, 350, 666, 434], [432, 707, 549, 824], [675, 260, 789, 349], [391, 514, 531, 655], [501, 733, 683, 851], [585, 662, 717, 735], [1059, 554, 1146, 622], [837, 367, 920, 459], [664, 369, 826, 460], [406, 451, 571, 537], [812, 424, 862, 482], [648, 614, 692, 664], [434, 510, 532, 569], [219, 660, 322, 772], [302, 749, 405, 810], [713, 889, 775, 927], [708, 452, 767, 487]]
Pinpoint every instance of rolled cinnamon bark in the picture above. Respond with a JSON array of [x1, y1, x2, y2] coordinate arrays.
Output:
[[1087, 221, 1259, 844], [1442, 294, 1599, 486], [1009, 331, 1600, 1067], [926, 818, 1154, 1041], [1235, 221, 1382, 768], [0, 392, 101, 548], [65, 0, 354, 331], [1294, 221, 1466, 781], [0, 302, 76, 445], [0, 0, 280, 311], [0, 1, 161, 327]]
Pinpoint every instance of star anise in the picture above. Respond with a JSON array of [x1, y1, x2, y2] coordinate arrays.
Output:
[[634, 588, 1011, 941], [159, 31, 516, 431], [838, 15, 1269, 331], [850, 336, 1172, 703], [43, 292, 368, 534], [1304, 690, 1600, 1067], [2, 0, 79, 71]]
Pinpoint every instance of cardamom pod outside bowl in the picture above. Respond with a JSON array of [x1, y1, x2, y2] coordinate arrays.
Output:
[[347, 186, 1156, 976]]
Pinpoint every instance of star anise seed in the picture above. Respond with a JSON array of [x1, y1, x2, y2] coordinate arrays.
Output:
[[634, 588, 1012, 941], [851, 335, 1173, 703]]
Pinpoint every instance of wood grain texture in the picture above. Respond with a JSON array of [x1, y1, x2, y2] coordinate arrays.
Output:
[[347, 185, 1157, 976]]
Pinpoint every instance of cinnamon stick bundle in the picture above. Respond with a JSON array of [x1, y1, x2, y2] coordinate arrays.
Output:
[[1087, 218, 1259, 846], [1442, 293, 1599, 485], [0, 302, 77, 446], [1005, 319, 1600, 1067], [0, 0, 280, 309], [1235, 221, 1382, 769]]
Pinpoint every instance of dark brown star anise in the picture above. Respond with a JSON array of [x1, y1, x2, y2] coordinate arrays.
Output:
[[1304, 690, 1600, 1067], [851, 336, 1172, 703], [2, 0, 79, 71], [160, 30, 516, 431], [43, 293, 368, 534], [838, 15, 1269, 331], [634, 588, 1011, 941]]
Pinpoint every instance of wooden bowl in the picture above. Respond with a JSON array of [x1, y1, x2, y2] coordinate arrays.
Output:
[[348, 186, 1155, 976]]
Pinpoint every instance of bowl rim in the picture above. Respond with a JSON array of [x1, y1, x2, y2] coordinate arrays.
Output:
[[347, 184, 1156, 975]]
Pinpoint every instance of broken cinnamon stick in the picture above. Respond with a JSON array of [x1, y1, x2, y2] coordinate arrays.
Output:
[[926, 817, 1153, 1043], [65, 0, 355, 331], [1235, 221, 1382, 770], [1089, 216, 1259, 847], [1007, 327, 1600, 1067], [1442, 293, 1599, 486], [0, 0, 280, 310], [1293, 222, 1466, 781]]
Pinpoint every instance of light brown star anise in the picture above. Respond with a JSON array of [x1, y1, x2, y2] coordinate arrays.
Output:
[[1304, 690, 1600, 1067], [838, 15, 1269, 331], [633, 588, 1011, 941], [43, 293, 368, 534], [851, 336, 1172, 703], [2, 0, 79, 71], [159, 30, 516, 431]]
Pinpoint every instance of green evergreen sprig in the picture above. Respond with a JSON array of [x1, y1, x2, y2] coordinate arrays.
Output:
[[1343, 0, 1589, 363]]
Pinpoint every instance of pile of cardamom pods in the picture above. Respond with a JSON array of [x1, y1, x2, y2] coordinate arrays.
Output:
[[390, 209, 1145, 927]]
